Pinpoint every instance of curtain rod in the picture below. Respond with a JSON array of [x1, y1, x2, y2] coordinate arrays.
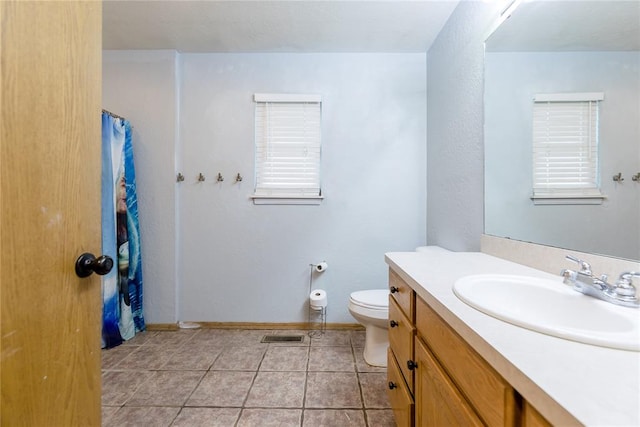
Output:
[[102, 109, 127, 121]]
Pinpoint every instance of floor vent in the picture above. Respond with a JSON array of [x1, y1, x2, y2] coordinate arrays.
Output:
[[261, 335, 305, 343]]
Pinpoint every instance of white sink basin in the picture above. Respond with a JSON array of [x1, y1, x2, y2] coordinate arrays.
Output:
[[453, 274, 640, 351]]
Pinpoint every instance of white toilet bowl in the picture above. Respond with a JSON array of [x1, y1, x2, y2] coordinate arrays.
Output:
[[348, 289, 389, 367]]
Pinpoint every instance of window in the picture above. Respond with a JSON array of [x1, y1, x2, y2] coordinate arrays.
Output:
[[252, 93, 322, 205], [531, 92, 605, 205]]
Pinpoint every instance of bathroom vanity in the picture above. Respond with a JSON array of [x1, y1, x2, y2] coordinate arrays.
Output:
[[385, 251, 640, 426]]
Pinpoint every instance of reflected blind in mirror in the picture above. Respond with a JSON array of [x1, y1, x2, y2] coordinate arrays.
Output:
[[532, 92, 604, 199]]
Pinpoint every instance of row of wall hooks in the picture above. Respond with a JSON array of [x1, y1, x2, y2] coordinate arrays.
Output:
[[613, 172, 640, 182], [177, 172, 243, 183]]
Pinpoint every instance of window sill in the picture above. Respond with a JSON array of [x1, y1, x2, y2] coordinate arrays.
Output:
[[531, 194, 606, 205], [251, 195, 324, 205]]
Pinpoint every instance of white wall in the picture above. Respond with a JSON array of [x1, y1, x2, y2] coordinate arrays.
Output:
[[178, 53, 426, 323], [103, 52, 427, 324], [102, 50, 179, 324], [485, 52, 640, 260], [425, 2, 499, 251]]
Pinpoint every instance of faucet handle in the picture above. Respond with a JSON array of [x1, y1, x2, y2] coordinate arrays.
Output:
[[615, 272, 640, 298], [565, 255, 592, 275], [561, 269, 577, 284]]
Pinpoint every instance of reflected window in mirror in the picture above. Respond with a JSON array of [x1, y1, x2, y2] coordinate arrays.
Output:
[[531, 92, 605, 205]]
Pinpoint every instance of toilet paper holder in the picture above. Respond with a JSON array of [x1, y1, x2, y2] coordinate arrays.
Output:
[[313, 261, 328, 273], [307, 263, 327, 336]]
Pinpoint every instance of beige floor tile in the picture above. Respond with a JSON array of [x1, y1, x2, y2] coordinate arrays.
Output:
[[186, 371, 256, 407], [186, 329, 235, 346], [102, 345, 141, 369], [120, 330, 158, 346], [305, 372, 362, 408], [366, 409, 396, 427], [359, 373, 391, 408], [303, 409, 366, 426], [260, 346, 309, 371], [127, 371, 205, 406], [309, 330, 352, 346], [308, 346, 355, 372], [212, 346, 266, 370], [102, 370, 155, 406], [237, 408, 302, 427], [103, 406, 180, 427], [143, 330, 199, 348], [118, 345, 176, 370], [171, 407, 241, 427], [350, 330, 367, 347], [101, 405, 119, 425], [227, 329, 273, 347], [102, 328, 394, 426], [163, 344, 223, 370], [245, 371, 306, 408]]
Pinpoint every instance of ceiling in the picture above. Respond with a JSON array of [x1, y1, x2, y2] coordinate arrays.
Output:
[[486, 0, 640, 52], [102, 0, 460, 53]]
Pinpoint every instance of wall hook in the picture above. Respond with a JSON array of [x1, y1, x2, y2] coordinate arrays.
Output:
[[176, 173, 185, 183], [216, 172, 224, 182], [235, 173, 243, 182], [632, 173, 640, 182], [613, 172, 624, 182], [198, 173, 206, 182]]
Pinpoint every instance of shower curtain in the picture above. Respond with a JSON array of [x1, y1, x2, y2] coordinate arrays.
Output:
[[101, 111, 145, 349]]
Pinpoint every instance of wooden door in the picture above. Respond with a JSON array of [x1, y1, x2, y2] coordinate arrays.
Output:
[[1, 1, 102, 425]]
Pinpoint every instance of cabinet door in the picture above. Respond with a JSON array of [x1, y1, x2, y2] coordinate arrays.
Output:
[[415, 337, 483, 427], [387, 349, 414, 427], [417, 297, 518, 426]]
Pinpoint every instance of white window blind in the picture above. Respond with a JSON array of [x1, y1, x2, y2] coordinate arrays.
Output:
[[532, 93, 604, 202], [253, 94, 322, 201]]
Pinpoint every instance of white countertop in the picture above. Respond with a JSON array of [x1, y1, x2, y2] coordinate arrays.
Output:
[[385, 250, 640, 426]]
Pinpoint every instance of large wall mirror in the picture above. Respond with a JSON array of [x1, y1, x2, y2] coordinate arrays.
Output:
[[484, 0, 640, 261]]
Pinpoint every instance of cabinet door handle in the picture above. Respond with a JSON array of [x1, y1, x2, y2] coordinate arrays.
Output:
[[407, 360, 418, 370], [388, 381, 397, 390], [389, 320, 399, 328], [390, 286, 399, 293]]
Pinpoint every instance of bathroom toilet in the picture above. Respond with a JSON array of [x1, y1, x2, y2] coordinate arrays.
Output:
[[348, 289, 389, 367]]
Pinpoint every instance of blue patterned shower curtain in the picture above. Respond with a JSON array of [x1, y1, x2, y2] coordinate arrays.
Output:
[[102, 111, 145, 349]]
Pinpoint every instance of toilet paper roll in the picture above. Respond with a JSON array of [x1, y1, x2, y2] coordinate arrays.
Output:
[[309, 289, 327, 310], [314, 262, 328, 273]]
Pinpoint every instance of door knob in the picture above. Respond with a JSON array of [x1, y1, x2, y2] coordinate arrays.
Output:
[[75, 253, 114, 278]]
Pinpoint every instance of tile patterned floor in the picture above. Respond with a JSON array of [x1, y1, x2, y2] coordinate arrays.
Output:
[[102, 329, 395, 426]]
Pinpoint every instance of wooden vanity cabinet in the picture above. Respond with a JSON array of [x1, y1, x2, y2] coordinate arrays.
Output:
[[387, 267, 547, 427]]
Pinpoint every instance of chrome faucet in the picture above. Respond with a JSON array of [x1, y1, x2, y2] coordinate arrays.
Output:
[[561, 255, 639, 308]]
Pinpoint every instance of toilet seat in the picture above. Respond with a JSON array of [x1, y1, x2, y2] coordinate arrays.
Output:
[[349, 290, 389, 310]]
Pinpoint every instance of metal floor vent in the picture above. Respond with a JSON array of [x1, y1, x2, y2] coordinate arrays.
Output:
[[261, 335, 305, 343]]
